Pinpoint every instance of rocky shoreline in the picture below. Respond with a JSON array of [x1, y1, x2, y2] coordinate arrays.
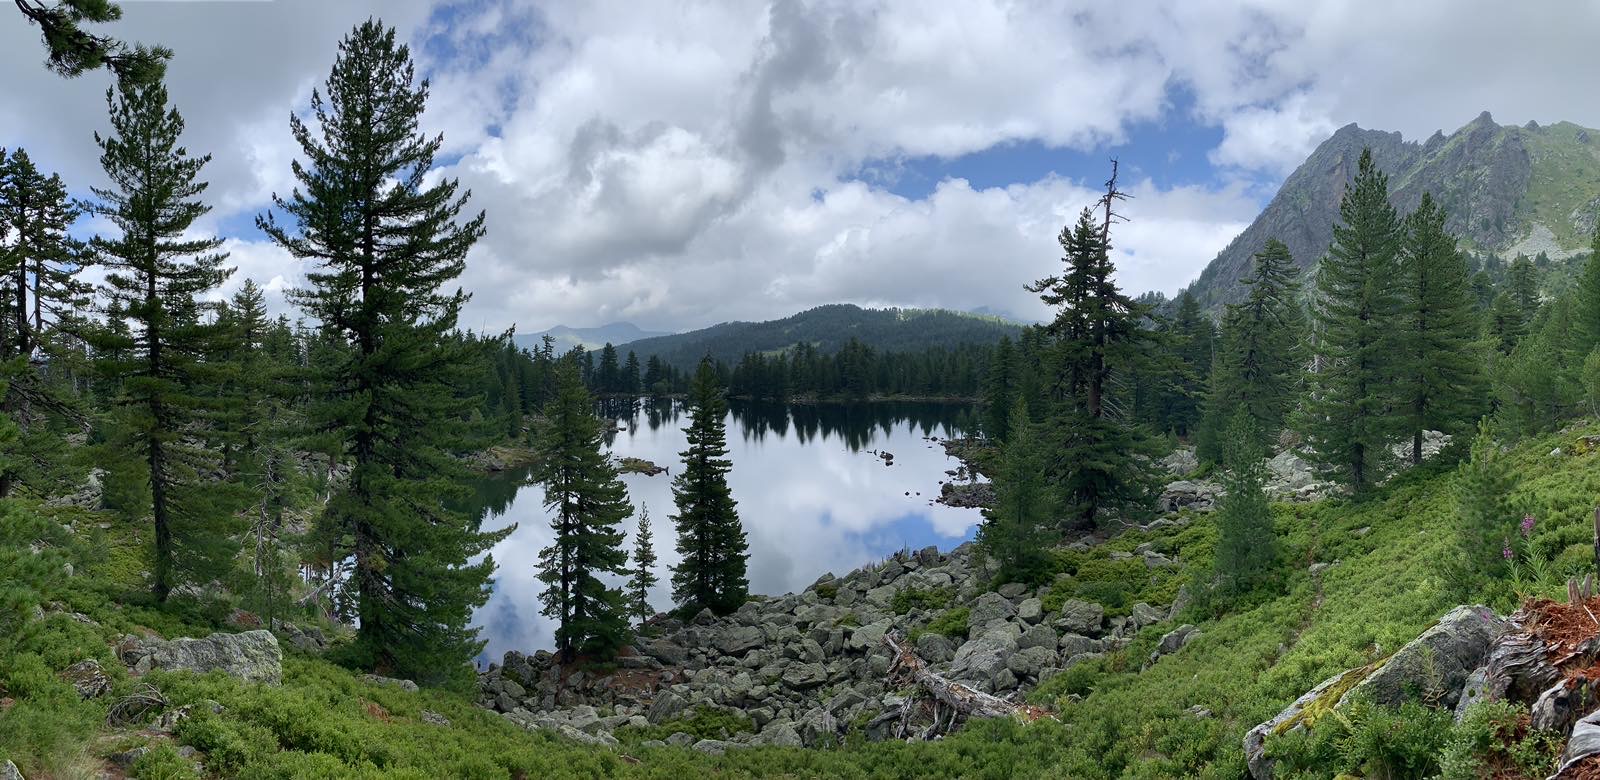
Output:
[[475, 541, 1195, 751]]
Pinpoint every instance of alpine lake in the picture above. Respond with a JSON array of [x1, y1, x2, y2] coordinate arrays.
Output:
[[463, 399, 986, 662]]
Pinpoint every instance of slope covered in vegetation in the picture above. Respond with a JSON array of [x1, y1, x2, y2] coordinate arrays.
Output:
[[8, 422, 1600, 778]]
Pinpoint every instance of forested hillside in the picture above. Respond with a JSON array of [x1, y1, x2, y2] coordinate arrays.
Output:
[[617, 304, 1022, 368]]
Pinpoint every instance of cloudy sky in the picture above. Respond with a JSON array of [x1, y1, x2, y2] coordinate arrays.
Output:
[[5, 1, 1597, 334]]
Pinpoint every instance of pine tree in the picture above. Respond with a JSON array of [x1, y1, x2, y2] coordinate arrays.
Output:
[[1395, 192, 1482, 463], [0, 148, 92, 497], [11, 0, 170, 85], [982, 336, 1017, 442], [1197, 238, 1303, 466], [1494, 298, 1581, 435], [623, 350, 642, 395], [85, 79, 237, 602], [1027, 165, 1161, 530], [0, 148, 88, 358], [628, 503, 659, 624], [1508, 255, 1539, 313], [1577, 225, 1600, 354], [1210, 409, 1278, 600], [1303, 149, 1403, 492], [597, 343, 620, 394], [975, 398, 1055, 583], [670, 358, 748, 615], [644, 355, 665, 396], [1451, 420, 1515, 592], [1160, 291, 1213, 436], [257, 20, 509, 682], [1488, 290, 1527, 354], [534, 365, 632, 663]]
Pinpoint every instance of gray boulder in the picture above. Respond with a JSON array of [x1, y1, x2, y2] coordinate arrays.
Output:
[[1016, 623, 1057, 652], [914, 632, 956, 664], [1016, 598, 1044, 625], [647, 689, 689, 724], [781, 662, 828, 690], [846, 620, 891, 652], [949, 625, 1020, 684], [997, 583, 1029, 599], [2, 760, 21, 780], [1243, 605, 1506, 779], [640, 637, 688, 666], [363, 674, 420, 692], [1351, 605, 1505, 710], [715, 625, 766, 656], [132, 630, 283, 685], [1055, 600, 1104, 636], [1158, 480, 1219, 513], [797, 706, 839, 747], [1129, 602, 1165, 629], [1007, 645, 1057, 679], [967, 592, 1017, 631], [1149, 625, 1199, 663], [1058, 633, 1102, 658], [758, 721, 803, 747]]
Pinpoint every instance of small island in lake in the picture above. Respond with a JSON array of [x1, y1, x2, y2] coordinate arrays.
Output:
[[618, 456, 667, 476]]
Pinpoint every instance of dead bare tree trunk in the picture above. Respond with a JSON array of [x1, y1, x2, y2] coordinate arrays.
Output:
[[881, 633, 1048, 740]]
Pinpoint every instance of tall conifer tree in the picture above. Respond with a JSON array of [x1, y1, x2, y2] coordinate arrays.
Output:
[[534, 365, 631, 663], [1304, 149, 1403, 491], [1395, 192, 1481, 463], [1197, 238, 1302, 465], [1027, 164, 1160, 530], [975, 399, 1055, 583], [1210, 410, 1278, 600], [1577, 225, 1600, 354], [86, 79, 235, 602], [258, 20, 508, 681], [670, 358, 748, 615], [983, 336, 1017, 443], [628, 503, 659, 624]]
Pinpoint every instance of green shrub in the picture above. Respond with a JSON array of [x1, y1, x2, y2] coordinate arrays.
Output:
[[814, 581, 839, 600], [1270, 698, 1454, 779], [619, 707, 753, 743], [1439, 700, 1561, 780], [891, 586, 953, 615], [129, 742, 201, 779], [929, 607, 969, 639]]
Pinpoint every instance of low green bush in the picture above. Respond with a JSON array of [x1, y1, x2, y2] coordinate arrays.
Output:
[[891, 586, 953, 615]]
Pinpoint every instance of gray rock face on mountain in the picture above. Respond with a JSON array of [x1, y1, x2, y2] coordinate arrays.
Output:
[[1183, 113, 1595, 313], [123, 630, 283, 685]]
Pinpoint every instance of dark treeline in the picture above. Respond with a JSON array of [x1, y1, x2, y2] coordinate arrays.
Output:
[[563, 337, 992, 401]]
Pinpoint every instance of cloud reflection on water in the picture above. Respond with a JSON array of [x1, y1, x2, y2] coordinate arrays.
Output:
[[467, 400, 983, 662]]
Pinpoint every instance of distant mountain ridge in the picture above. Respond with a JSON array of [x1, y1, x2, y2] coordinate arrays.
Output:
[[512, 323, 671, 355], [615, 303, 1023, 368], [1182, 112, 1600, 310]]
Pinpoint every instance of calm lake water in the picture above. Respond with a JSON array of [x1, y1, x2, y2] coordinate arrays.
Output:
[[465, 399, 983, 661]]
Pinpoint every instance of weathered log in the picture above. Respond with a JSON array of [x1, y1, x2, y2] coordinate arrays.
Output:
[[882, 633, 1024, 721], [1485, 630, 1562, 704]]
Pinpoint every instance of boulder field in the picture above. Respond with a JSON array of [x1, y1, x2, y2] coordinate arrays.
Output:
[[477, 541, 1196, 750]]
